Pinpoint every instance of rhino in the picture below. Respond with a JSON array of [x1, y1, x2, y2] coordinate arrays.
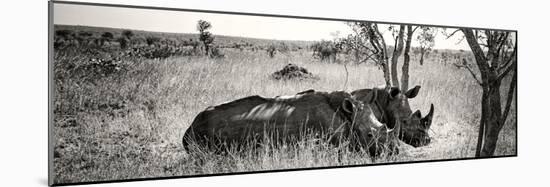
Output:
[[182, 90, 392, 156], [351, 85, 435, 148]]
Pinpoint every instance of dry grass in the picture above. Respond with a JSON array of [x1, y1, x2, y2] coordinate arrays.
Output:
[[52, 46, 516, 184]]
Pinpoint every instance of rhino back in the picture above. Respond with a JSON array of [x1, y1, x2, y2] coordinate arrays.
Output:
[[183, 93, 348, 148]]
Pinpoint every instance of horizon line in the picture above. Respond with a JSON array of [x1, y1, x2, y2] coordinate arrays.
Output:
[[54, 24, 474, 51]]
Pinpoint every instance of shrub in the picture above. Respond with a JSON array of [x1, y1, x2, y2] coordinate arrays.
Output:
[[122, 30, 134, 39], [267, 44, 277, 58], [117, 37, 129, 49], [146, 36, 161, 46]]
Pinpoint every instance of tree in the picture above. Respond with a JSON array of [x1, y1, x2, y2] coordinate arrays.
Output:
[[401, 26, 437, 90], [340, 23, 382, 64], [121, 30, 134, 40], [344, 23, 437, 90], [457, 29, 517, 157], [197, 20, 215, 56], [118, 30, 134, 48], [76, 31, 93, 46], [116, 37, 129, 49], [401, 25, 415, 91], [417, 27, 436, 65], [311, 40, 339, 62], [100, 32, 114, 46], [345, 22, 392, 87], [55, 30, 73, 39], [54, 30, 75, 48], [338, 34, 362, 62], [146, 36, 161, 46], [389, 25, 406, 88], [267, 44, 277, 58], [345, 23, 435, 90]]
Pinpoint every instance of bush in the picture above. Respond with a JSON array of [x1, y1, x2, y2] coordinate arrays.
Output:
[[56, 30, 73, 38], [122, 30, 134, 39], [311, 40, 339, 62], [146, 36, 161, 46], [208, 45, 225, 59], [101, 32, 113, 39], [267, 44, 277, 58], [271, 63, 319, 81], [117, 37, 129, 49]]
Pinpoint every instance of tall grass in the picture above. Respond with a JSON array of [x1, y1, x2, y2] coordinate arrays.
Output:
[[53, 47, 516, 184]]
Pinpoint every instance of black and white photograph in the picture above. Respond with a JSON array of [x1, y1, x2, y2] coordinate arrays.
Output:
[[49, 1, 517, 185]]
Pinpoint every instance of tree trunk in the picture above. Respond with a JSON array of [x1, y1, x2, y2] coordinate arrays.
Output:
[[479, 77, 503, 157], [390, 25, 405, 88], [381, 59, 391, 88], [204, 43, 210, 56], [401, 26, 413, 91], [354, 49, 360, 62], [475, 88, 488, 157], [419, 48, 425, 65], [368, 23, 391, 88]]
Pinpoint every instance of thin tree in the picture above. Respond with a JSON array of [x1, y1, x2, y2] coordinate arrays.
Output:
[[417, 27, 436, 65], [401, 25, 416, 91], [343, 23, 437, 90], [197, 20, 215, 56], [389, 25, 406, 88], [345, 22, 391, 87], [345, 23, 433, 89], [401, 26, 436, 91]]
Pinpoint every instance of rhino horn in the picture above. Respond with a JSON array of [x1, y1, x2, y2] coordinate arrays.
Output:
[[422, 104, 434, 128]]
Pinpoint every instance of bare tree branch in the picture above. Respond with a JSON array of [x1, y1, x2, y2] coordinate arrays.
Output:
[[343, 63, 349, 90], [456, 59, 483, 86], [455, 35, 466, 45], [412, 26, 419, 33], [462, 28, 489, 83], [497, 42, 517, 81], [359, 53, 378, 64], [357, 41, 376, 54], [369, 34, 380, 55], [373, 24, 389, 58], [498, 41, 517, 72], [497, 60, 516, 81], [489, 32, 495, 47], [446, 29, 461, 39], [500, 70, 516, 126], [496, 33, 509, 59]]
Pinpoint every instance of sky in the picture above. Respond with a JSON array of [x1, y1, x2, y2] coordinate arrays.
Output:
[[54, 3, 471, 50]]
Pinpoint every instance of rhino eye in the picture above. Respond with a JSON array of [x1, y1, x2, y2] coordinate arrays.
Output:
[[423, 121, 430, 128]]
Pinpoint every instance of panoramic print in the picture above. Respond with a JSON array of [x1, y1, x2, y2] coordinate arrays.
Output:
[[50, 2, 517, 185]]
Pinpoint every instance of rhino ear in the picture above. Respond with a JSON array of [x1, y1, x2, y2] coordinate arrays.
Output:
[[405, 85, 421, 98], [342, 99, 355, 114], [412, 110, 422, 119], [389, 87, 401, 100]]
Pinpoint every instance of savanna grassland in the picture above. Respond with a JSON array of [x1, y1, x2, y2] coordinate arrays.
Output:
[[52, 25, 516, 184]]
